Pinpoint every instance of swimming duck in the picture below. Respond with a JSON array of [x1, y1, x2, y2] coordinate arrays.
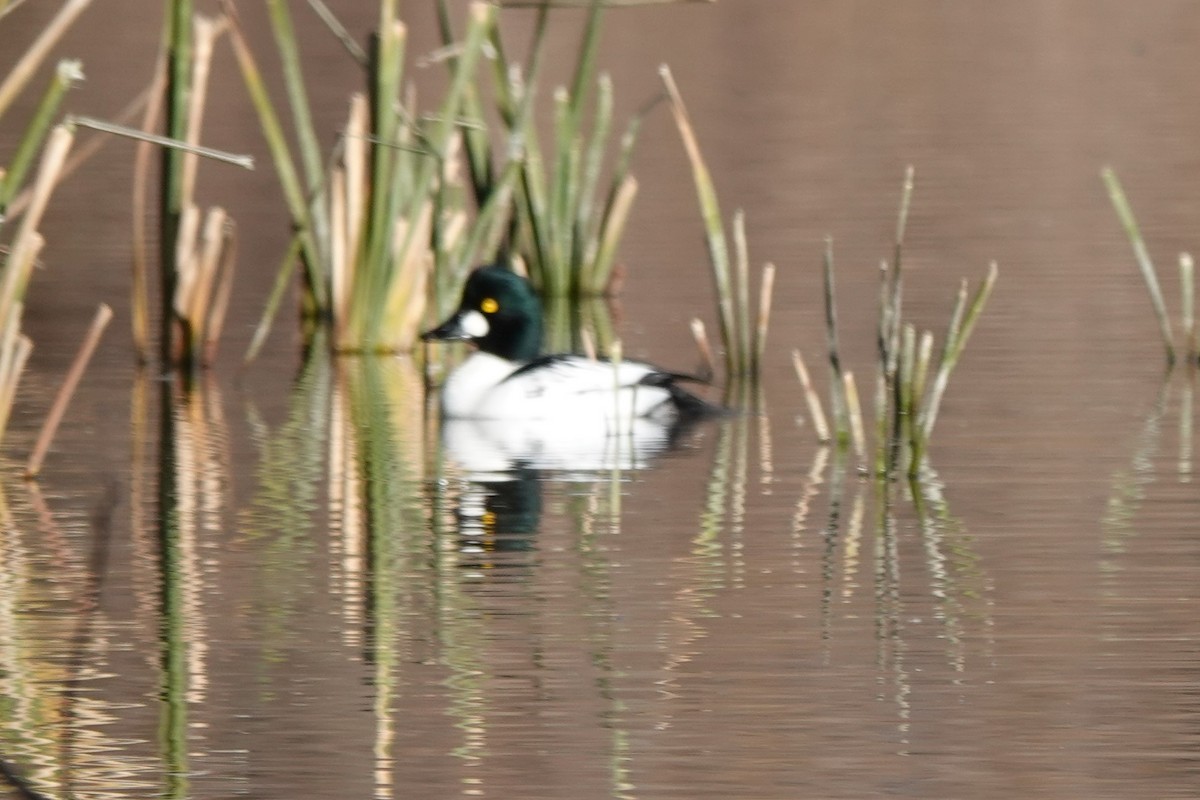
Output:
[[421, 264, 718, 424]]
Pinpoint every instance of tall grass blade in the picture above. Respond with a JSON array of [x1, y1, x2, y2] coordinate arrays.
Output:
[[660, 64, 735, 376], [304, 0, 367, 65], [1102, 166, 1175, 363], [224, 2, 324, 308], [920, 261, 998, 442]]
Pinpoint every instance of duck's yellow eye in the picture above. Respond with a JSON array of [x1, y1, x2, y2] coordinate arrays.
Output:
[[481, 297, 499, 314]]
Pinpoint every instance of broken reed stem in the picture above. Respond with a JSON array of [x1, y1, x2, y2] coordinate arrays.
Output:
[[733, 209, 752, 376], [0, 322, 33, 446], [1, 125, 73, 325], [25, 303, 113, 479], [753, 262, 775, 377], [843, 371, 865, 463], [70, 115, 254, 169], [690, 317, 716, 382], [792, 349, 830, 444], [1181, 252, 1197, 361], [1102, 166, 1175, 364]]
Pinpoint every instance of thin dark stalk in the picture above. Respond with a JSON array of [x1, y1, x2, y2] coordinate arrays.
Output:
[[161, 0, 193, 367], [822, 235, 847, 442]]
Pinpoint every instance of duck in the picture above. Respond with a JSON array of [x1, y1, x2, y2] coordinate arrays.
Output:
[[420, 264, 719, 426]]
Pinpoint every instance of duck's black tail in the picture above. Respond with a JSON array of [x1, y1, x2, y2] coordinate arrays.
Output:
[[640, 371, 730, 419]]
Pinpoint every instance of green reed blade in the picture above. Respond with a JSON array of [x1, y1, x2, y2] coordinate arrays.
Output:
[[589, 175, 637, 295], [0, 60, 82, 213], [575, 72, 613, 285], [586, 92, 654, 294], [567, 0, 604, 124], [304, 0, 367, 65], [245, 232, 306, 364], [1102, 166, 1175, 364], [451, 155, 525, 278], [548, 85, 576, 293], [225, 5, 325, 307], [920, 261, 998, 442], [360, 3, 494, 348], [660, 64, 735, 376], [266, 0, 323, 192]]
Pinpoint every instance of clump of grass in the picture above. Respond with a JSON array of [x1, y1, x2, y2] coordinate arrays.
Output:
[[1101, 166, 1200, 365], [797, 168, 999, 478], [233, 0, 504, 355], [121, 11, 247, 371], [660, 64, 775, 384], [444, 0, 647, 299]]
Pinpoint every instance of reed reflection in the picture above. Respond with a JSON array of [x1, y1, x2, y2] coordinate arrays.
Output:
[[157, 374, 231, 799]]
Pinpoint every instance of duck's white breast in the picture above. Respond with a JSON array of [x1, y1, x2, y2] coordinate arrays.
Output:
[[440, 351, 522, 418]]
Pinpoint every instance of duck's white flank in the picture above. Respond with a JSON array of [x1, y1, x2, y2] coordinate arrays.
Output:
[[441, 351, 677, 421]]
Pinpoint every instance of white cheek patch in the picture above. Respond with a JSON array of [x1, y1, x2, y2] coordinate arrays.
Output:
[[460, 309, 490, 338]]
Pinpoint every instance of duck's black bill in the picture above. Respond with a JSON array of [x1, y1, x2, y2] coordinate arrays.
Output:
[[420, 313, 470, 342]]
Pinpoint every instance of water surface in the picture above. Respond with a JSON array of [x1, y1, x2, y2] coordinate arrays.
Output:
[[2, 2, 1200, 798]]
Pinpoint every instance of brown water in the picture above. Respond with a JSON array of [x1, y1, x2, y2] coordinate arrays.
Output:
[[3, 1, 1200, 798]]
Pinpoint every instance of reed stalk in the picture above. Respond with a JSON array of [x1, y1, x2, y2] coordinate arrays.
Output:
[[1102, 167, 1175, 364], [798, 174, 997, 477], [25, 303, 113, 478], [161, 0, 194, 366], [822, 236, 847, 442]]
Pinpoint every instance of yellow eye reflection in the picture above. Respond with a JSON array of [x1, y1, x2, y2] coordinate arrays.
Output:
[[481, 297, 499, 314]]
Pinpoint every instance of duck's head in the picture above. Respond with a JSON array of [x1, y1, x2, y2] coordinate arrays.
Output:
[[421, 264, 543, 362]]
